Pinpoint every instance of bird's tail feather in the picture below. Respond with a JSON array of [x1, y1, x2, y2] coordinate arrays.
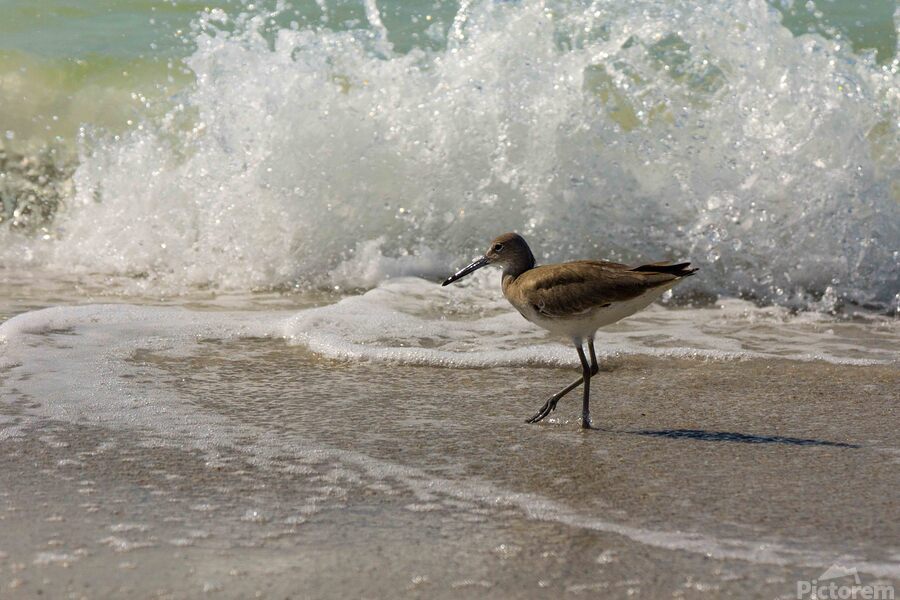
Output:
[[631, 262, 698, 277]]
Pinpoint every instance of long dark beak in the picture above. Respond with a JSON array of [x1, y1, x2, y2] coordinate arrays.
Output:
[[442, 256, 490, 286]]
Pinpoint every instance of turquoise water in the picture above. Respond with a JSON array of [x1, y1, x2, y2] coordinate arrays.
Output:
[[2, 0, 896, 60], [0, 0, 896, 146]]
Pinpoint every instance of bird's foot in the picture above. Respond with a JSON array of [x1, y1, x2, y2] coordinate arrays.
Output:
[[525, 397, 560, 424], [581, 413, 593, 430]]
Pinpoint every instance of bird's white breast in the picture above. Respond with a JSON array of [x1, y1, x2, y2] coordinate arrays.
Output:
[[515, 283, 676, 340]]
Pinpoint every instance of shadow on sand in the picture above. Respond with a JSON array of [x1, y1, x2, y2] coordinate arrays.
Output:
[[631, 429, 860, 449]]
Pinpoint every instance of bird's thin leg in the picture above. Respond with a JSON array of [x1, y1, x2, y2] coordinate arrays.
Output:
[[526, 337, 586, 424], [588, 337, 599, 375], [577, 342, 593, 429], [525, 376, 583, 423]]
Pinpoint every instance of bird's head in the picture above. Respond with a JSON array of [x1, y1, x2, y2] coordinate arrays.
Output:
[[442, 232, 535, 286]]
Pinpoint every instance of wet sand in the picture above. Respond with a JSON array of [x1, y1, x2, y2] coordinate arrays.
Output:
[[1, 341, 898, 598]]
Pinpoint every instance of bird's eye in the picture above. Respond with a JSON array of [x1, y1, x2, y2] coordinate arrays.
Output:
[[492, 243, 504, 253]]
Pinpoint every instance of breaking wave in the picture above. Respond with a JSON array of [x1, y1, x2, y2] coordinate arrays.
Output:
[[2, 0, 897, 310]]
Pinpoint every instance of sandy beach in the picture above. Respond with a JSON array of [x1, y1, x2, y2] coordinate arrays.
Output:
[[2, 335, 898, 598]]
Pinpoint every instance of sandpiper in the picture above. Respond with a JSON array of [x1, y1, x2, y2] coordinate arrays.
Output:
[[442, 232, 696, 429]]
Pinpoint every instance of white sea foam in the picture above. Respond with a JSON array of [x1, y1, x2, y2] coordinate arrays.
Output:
[[282, 278, 898, 366], [0, 280, 895, 380], [1, 0, 896, 310]]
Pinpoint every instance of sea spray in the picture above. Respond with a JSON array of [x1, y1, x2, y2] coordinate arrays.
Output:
[[2, 0, 897, 309]]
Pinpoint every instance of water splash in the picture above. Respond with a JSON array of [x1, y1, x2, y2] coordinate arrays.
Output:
[[3, 0, 898, 309]]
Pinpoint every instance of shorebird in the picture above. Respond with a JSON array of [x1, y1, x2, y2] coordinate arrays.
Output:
[[442, 232, 696, 429]]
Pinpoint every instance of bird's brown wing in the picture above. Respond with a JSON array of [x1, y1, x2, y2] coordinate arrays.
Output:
[[511, 260, 682, 319]]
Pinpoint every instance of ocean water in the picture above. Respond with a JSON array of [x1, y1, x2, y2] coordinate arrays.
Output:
[[0, 0, 897, 306], [0, 1, 899, 593]]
